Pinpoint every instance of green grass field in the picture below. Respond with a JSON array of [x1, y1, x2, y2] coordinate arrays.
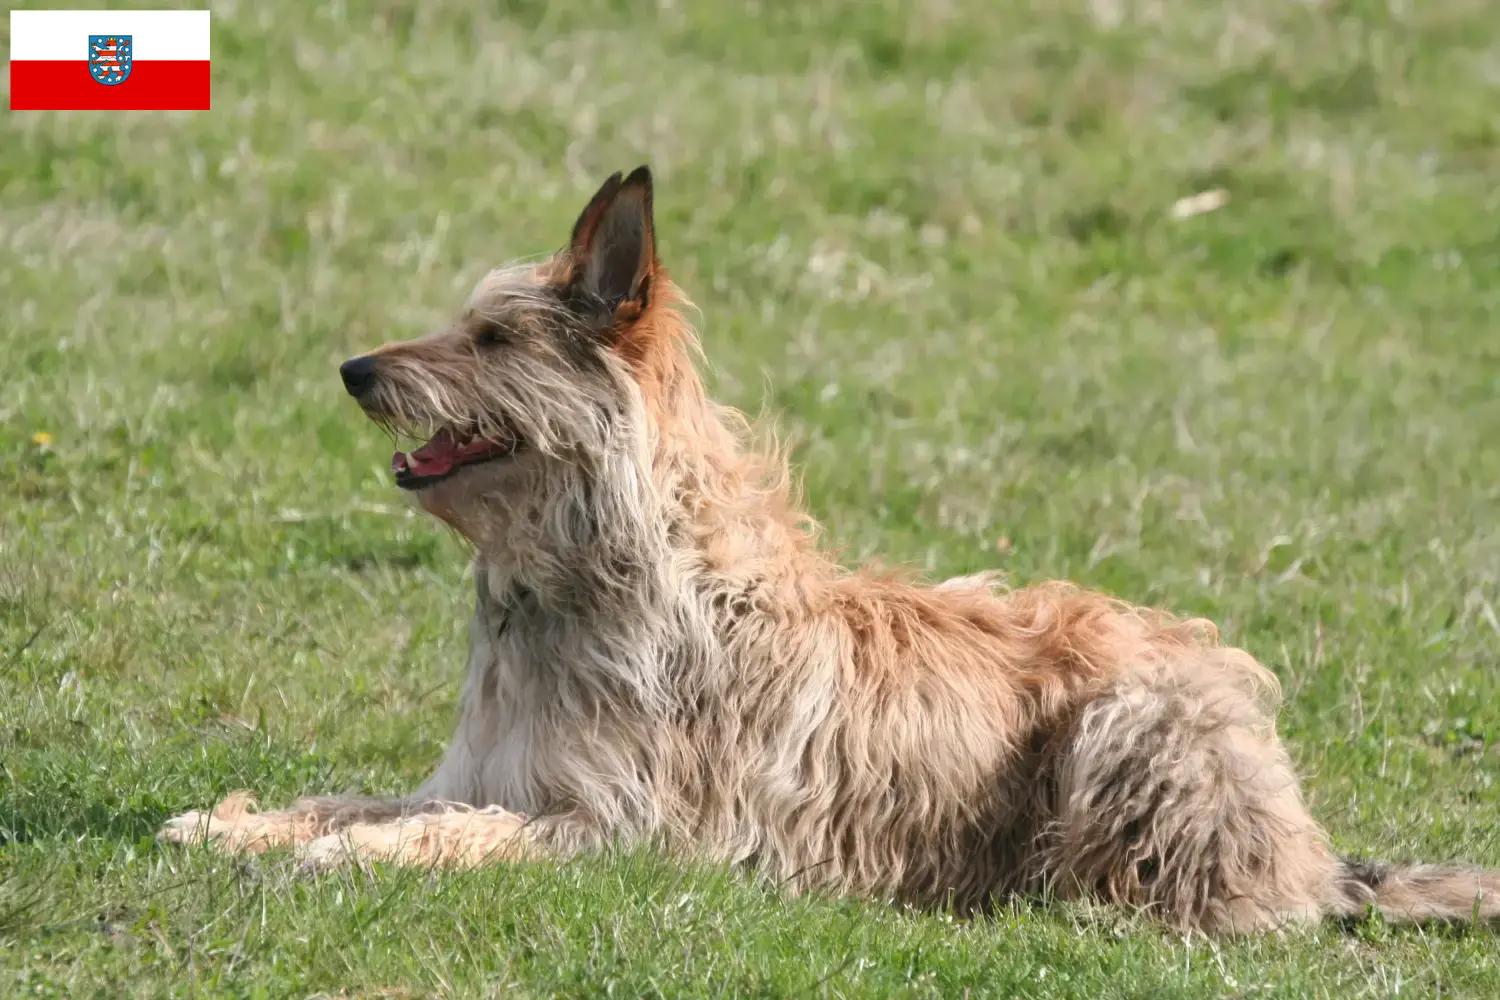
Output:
[[5, 0, 1500, 995]]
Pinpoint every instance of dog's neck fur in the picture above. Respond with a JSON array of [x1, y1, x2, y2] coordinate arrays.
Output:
[[424, 280, 830, 839]]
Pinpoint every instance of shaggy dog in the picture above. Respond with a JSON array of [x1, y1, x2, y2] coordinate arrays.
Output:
[[162, 166, 1498, 934]]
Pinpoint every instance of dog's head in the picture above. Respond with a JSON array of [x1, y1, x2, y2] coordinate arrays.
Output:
[[339, 166, 669, 536]]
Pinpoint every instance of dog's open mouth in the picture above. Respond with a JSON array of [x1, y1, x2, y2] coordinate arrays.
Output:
[[391, 426, 519, 490]]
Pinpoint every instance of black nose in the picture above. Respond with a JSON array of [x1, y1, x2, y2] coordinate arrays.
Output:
[[339, 356, 377, 397]]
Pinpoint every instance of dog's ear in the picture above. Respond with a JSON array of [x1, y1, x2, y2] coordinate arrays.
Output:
[[566, 166, 656, 323]]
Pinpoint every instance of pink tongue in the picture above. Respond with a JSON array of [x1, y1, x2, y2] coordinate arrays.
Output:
[[394, 428, 459, 478]]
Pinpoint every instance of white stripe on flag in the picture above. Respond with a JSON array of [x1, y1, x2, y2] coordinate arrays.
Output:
[[10, 10, 210, 61]]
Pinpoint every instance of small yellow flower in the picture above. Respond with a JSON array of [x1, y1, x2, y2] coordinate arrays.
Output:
[[31, 431, 53, 448]]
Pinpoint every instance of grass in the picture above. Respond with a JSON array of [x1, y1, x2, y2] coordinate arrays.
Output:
[[3, 0, 1500, 995]]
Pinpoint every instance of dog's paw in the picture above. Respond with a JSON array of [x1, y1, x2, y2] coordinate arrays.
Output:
[[157, 808, 211, 844], [156, 790, 300, 855], [157, 790, 260, 845]]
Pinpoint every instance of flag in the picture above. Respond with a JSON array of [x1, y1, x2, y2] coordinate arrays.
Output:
[[10, 10, 211, 111]]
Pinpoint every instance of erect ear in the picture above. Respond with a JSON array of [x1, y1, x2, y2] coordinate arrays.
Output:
[[567, 165, 656, 320]]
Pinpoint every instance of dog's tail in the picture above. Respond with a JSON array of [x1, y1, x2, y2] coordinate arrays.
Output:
[[1331, 857, 1500, 923]]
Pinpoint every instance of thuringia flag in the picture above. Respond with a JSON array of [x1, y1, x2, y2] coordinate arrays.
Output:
[[10, 10, 211, 111]]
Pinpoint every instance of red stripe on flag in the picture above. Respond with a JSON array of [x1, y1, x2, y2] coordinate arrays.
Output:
[[10, 61, 211, 111]]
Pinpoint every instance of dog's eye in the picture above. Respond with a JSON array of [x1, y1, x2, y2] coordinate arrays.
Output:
[[474, 322, 508, 348]]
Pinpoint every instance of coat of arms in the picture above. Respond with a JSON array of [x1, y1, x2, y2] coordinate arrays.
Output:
[[89, 35, 132, 86]]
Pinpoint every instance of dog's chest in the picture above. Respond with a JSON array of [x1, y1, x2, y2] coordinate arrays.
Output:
[[452, 580, 657, 817]]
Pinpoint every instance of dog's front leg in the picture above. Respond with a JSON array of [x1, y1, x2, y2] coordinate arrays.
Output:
[[294, 809, 613, 870], [295, 806, 543, 869], [157, 792, 445, 855]]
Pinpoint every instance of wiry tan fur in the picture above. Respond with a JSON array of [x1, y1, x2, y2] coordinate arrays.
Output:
[[161, 167, 1499, 935]]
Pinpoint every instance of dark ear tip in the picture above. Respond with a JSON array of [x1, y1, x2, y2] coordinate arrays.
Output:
[[623, 165, 652, 189], [597, 171, 624, 199]]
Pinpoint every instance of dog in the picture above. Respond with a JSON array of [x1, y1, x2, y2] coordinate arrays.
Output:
[[161, 166, 1499, 934]]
